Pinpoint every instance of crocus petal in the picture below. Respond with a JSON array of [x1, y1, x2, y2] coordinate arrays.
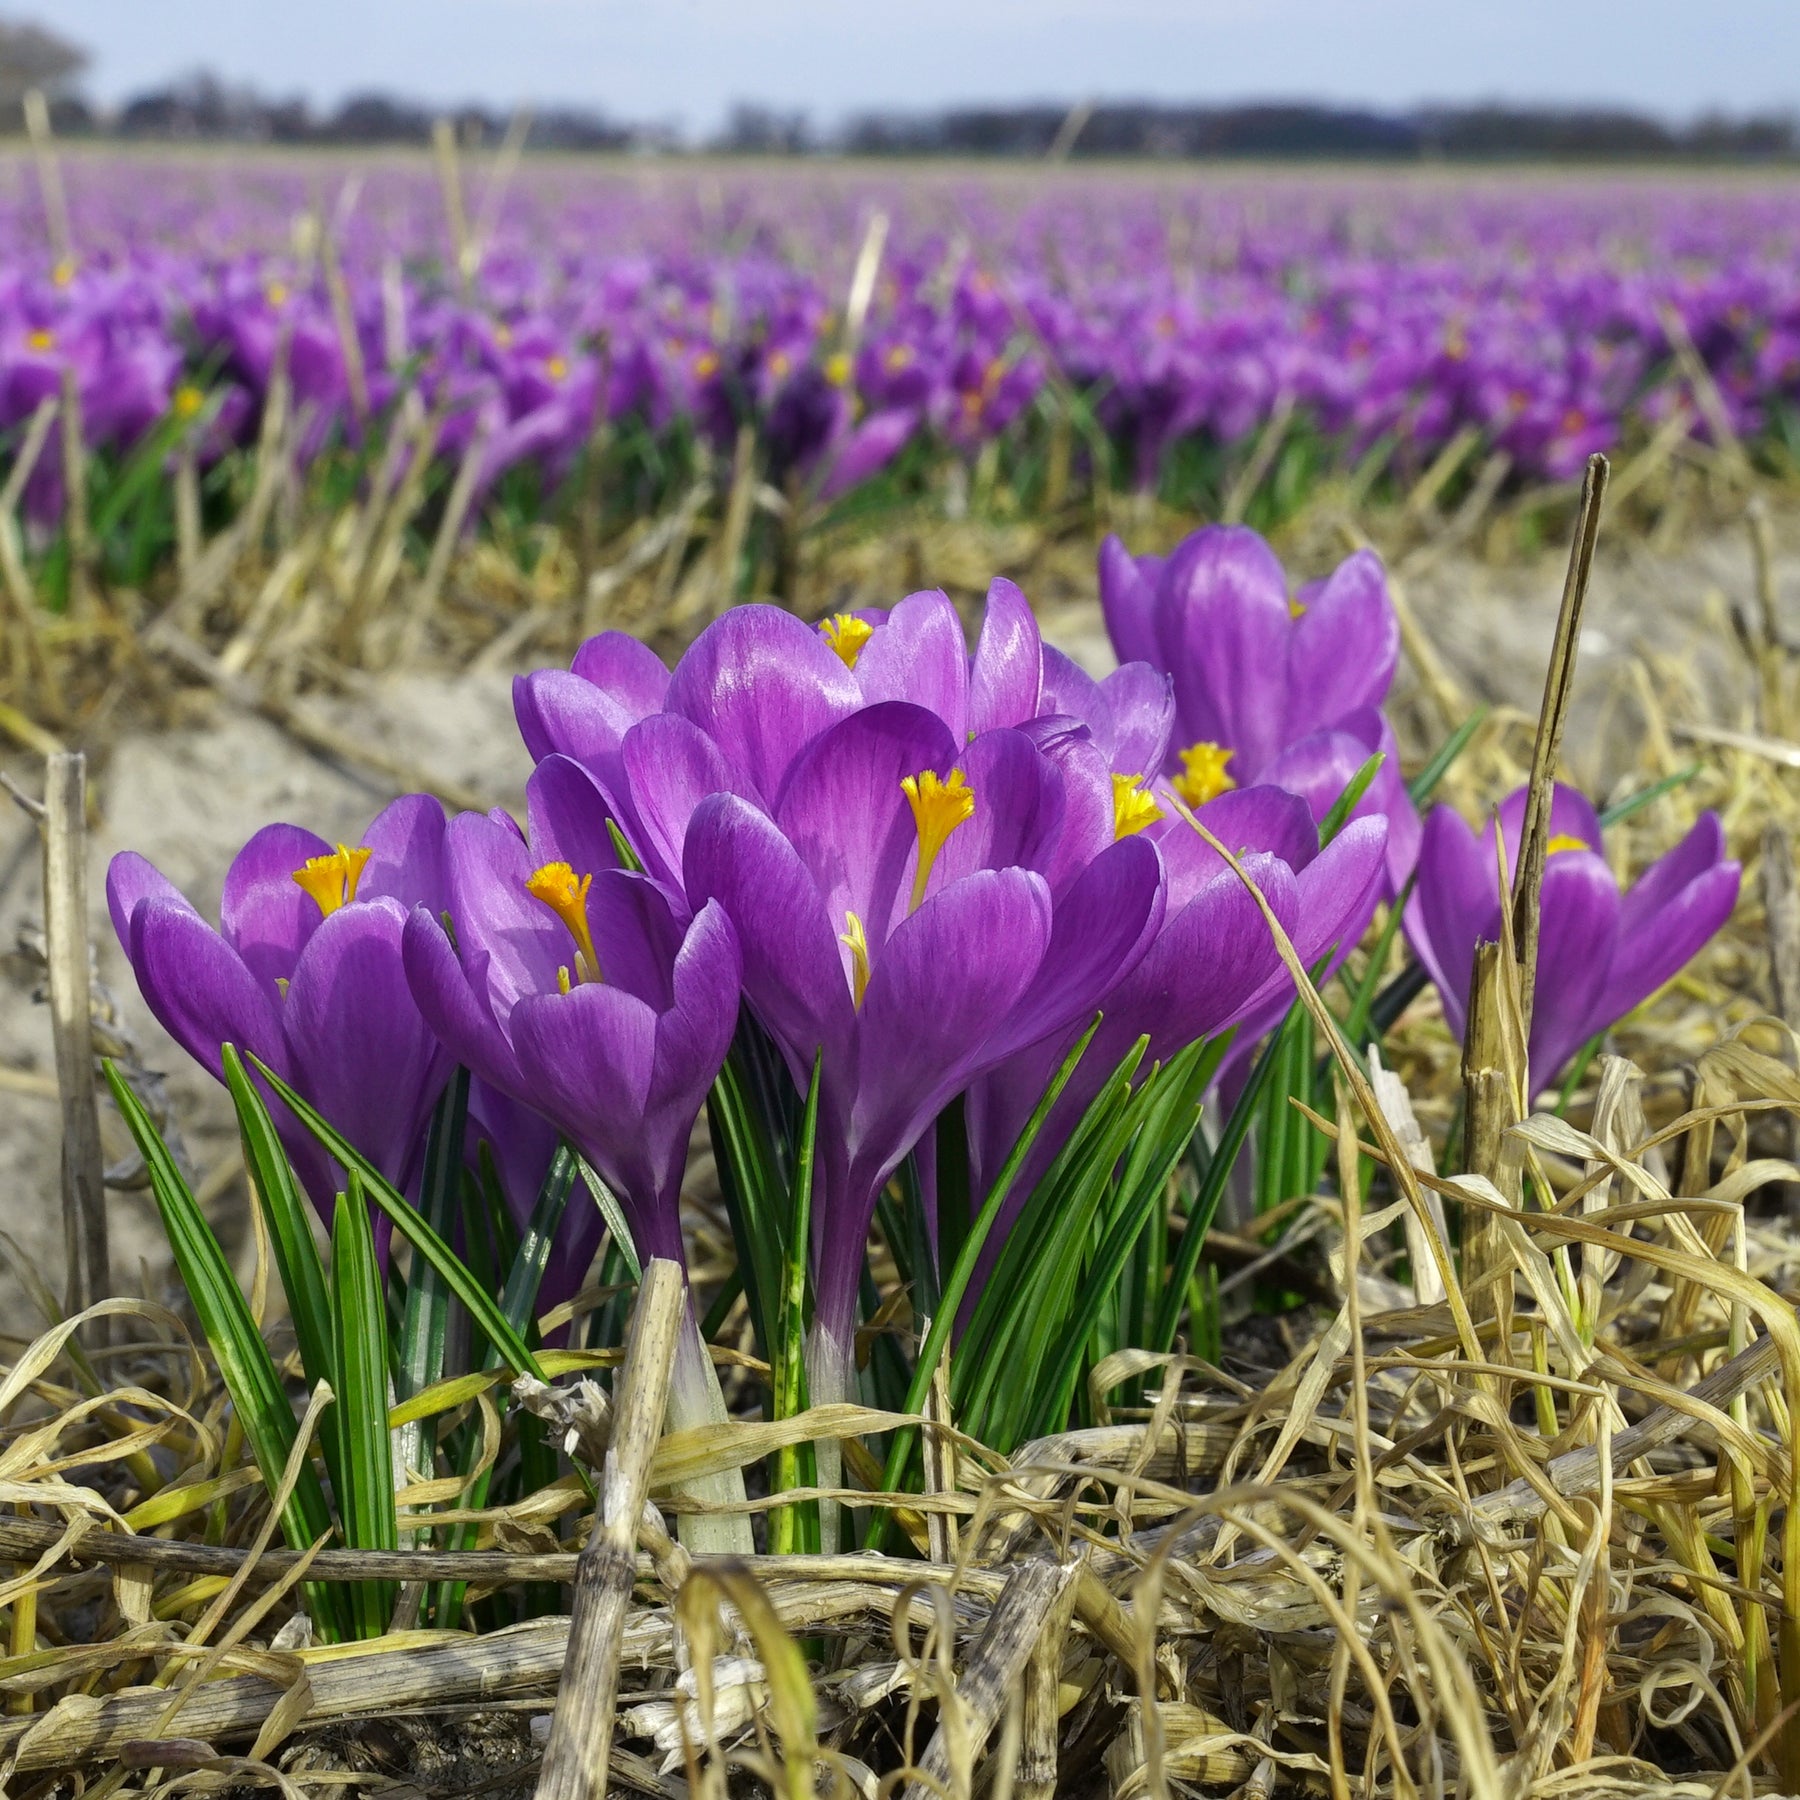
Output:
[[568, 630, 671, 717], [1098, 662, 1177, 778], [107, 852, 191, 952], [1405, 805, 1495, 1044], [582, 869, 688, 1009], [525, 755, 622, 885], [513, 668, 639, 785], [509, 983, 671, 1258], [1494, 783, 1607, 876], [1597, 846, 1740, 1045], [968, 577, 1042, 734], [358, 794, 447, 916], [1153, 784, 1318, 911], [933, 727, 1067, 893], [1039, 646, 1114, 751], [467, 1078, 561, 1229], [1527, 849, 1624, 1083], [281, 898, 451, 1194], [683, 793, 856, 1079], [666, 604, 862, 802], [620, 712, 756, 900], [128, 897, 286, 1084], [853, 589, 970, 740], [1098, 533, 1159, 669], [440, 811, 568, 1034], [774, 701, 958, 950], [403, 904, 525, 1094], [1615, 812, 1728, 939], [817, 405, 916, 501], [219, 821, 333, 995], [986, 834, 1165, 1062], [851, 866, 1052, 1174], [1155, 525, 1291, 779], [1285, 549, 1399, 735]]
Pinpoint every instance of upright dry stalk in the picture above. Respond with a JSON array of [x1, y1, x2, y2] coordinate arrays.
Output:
[[22, 92, 73, 277], [534, 1258, 683, 1800], [1762, 822, 1800, 1173], [432, 119, 475, 298], [1509, 451, 1609, 1062], [1748, 498, 1784, 733], [57, 367, 93, 614], [842, 210, 890, 354], [1460, 943, 1518, 1353], [42, 753, 108, 1324]]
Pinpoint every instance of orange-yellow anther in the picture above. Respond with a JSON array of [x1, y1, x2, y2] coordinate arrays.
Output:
[[1289, 597, 1307, 620], [526, 861, 604, 985], [173, 384, 204, 419], [25, 328, 52, 352], [545, 354, 568, 380], [292, 844, 373, 917], [901, 768, 975, 910], [1546, 833, 1592, 857], [1112, 774, 1163, 840], [693, 350, 719, 380], [1172, 741, 1237, 810], [819, 612, 875, 670], [51, 257, 74, 288], [884, 343, 913, 372], [840, 910, 872, 1009], [824, 350, 852, 386], [264, 280, 288, 307]]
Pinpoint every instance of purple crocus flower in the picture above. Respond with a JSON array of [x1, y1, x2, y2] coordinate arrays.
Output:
[[1404, 783, 1740, 1088], [682, 698, 1164, 1408], [400, 754, 741, 1278], [1098, 526, 1416, 884], [107, 795, 453, 1227], [401, 754, 750, 1546]]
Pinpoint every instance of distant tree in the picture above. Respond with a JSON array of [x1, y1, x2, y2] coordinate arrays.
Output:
[[0, 17, 86, 106], [714, 103, 814, 155], [326, 92, 434, 144]]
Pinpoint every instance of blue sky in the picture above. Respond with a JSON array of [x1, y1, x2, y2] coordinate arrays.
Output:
[[43, 0, 1800, 132]]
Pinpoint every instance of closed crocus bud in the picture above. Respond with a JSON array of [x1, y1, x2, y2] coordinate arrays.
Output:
[[1405, 784, 1741, 1091]]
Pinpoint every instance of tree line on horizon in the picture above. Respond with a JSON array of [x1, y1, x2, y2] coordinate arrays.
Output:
[[5, 17, 1797, 161]]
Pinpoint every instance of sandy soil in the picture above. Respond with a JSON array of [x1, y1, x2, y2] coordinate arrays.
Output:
[[0, 502, 1792, 1322]]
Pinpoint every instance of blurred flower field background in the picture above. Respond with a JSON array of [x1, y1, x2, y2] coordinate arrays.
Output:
[[11, 100, 1800, 1800]]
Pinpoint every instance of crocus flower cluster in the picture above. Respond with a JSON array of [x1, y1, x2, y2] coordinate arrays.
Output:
[[15, 161, 1800, 534], [511, 585, 1394, 1403], [108, 551, 1741, 1441]]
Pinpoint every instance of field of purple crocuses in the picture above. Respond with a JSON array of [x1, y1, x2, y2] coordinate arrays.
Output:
[[8, 154, 1800, 562]]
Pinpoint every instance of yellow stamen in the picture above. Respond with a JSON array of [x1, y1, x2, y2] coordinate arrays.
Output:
[[494, 322, 513, 347], [51, 257, 74, 288], [1172, 741, 1237, 810], [545, 354, 568, 380], [693, 350, 719, 380], [25, 328, 52, 352], [884, 344, 913, 372], [1111, 773, 1163, 840], [824, 350, 852, 386], [901, 768, 975, 910], [819, 612, 875, 669], [1289, 597, 1307, 620], [292, 844, 373, 916], [526, 861, 604, 985], [840, 910, 872, 1009], [1546, 832, 1592, 856], [768, 348, 792, 379], [265, 280, 288, 307], [557, 964, 573, 995], [173, 384, 204, 419]]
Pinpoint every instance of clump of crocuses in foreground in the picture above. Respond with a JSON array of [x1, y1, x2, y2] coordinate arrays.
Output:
[[1405, 783, 1741, 1092]]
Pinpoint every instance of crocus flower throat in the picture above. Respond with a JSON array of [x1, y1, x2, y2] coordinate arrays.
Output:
[[292, 844, 373, 916], [526, 861, 605, 989]]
